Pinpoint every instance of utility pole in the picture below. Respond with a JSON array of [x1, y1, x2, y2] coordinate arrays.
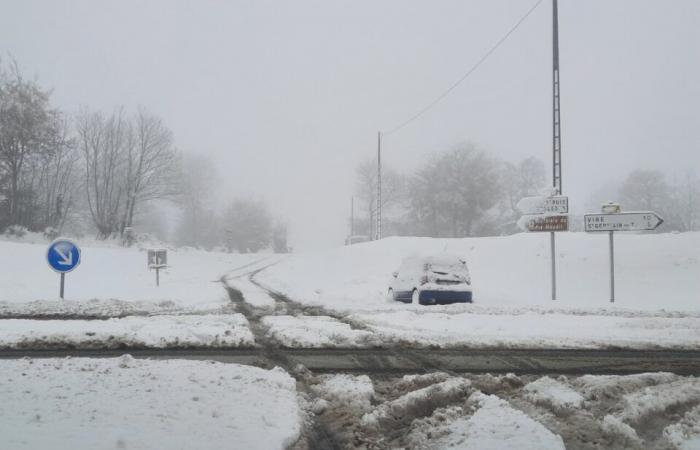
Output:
[[350, 196, 355, 236], [376, 131, 382, 240], [551, 0, 562, 300]]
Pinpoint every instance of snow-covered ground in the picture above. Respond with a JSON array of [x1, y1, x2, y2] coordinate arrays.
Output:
[[259, 232, 699, 312], [255, 232, 700, 349], [0, 239, 269, 312], [0, 357, 302, 450], [0, 314, 254, 349]]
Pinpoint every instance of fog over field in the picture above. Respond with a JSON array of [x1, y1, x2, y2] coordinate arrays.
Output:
[[1, 0, 698, 249]]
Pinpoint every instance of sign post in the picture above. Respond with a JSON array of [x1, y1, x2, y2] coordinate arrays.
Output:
[[46, 239, 81, 299], [148, 249, 168, 286], [517, 195, 569, 300], [584, 203, 663, 303]]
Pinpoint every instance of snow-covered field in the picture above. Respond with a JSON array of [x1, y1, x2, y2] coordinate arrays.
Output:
[[258, 232, 700, 312], [255, 232, 700, 349], [0, 357, 302, 450], [0, 239, 271, 312]]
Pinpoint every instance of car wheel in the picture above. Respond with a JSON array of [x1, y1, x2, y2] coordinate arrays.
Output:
[[411, 289, 420, 305], [387, 288, 395, 302]]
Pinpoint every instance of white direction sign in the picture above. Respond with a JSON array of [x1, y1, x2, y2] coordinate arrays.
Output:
[[517, 195, 568, 214], [584, 212, 663, 232]]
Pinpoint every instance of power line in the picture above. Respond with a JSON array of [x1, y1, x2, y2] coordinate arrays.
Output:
[[382, 0, 544, 137]]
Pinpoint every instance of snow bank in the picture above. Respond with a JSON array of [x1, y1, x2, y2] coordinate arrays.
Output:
[[349, 309, 700, 349], [310, 374, 375, 412], [663, 404, 700, 450], [619, 378, 700, 425], [262, 315, 377, 347], [0, 240, 264, 310], [361, 377, 472, 429], [418, 392, 565, 450], [523, 376, 584, 411], [0, 314, 254, 348], [0, 357, 301, 449]]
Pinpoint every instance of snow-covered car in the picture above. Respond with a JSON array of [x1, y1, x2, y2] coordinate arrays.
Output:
[[388, 254, 472, 305]]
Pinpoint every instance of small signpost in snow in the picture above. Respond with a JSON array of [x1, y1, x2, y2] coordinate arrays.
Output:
[[517, 194, 569, 301], [46, 239, 81, 299], [584, 203, 663, 303], [148, 249, 168, 286]]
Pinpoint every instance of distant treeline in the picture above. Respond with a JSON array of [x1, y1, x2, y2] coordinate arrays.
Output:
[[352, 145, 700, 239], [0, 60, 287, 253]]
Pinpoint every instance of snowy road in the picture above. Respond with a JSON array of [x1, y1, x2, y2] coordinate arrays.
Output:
[[1, 347, 700, 375]]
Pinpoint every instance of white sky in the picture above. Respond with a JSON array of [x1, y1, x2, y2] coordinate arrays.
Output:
[[2, 0, 698, 249]]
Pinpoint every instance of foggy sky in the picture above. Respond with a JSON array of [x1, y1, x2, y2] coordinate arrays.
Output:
[[1, 0, 698, 249]]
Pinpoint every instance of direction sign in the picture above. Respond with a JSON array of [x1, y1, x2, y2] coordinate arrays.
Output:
[[47, 239, 81, 273], [584, 212, 663, 232], [518, 214, 569, 232], [517, 195, 568, 214]]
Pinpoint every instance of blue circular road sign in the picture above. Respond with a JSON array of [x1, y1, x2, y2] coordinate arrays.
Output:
[[47, 239, 81, 273]]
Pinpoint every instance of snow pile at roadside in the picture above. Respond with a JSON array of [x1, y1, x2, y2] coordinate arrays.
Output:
[[409, 392, 565, 450], [348, 309, 700, 349], [0, 314, 254, 349], [262, 315, 378, 348], [0, 240, 265, 310], [310, 374, 375, 413], [362, 378, 472, 428], [258, 232, 700, 311], [523, 376, 584, 411], [663, 404, 700, 450], [0, 357, 301, 450], [618, 378, 700, 425]]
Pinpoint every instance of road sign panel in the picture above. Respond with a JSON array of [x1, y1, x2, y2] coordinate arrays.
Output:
[[584, 212, 663, 232], [47, 239, 81, 273], [519, 214, 569, 232], [516, 195, 568, 214]]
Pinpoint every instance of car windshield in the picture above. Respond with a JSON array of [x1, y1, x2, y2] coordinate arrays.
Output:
[[423, 256, 468, 275]]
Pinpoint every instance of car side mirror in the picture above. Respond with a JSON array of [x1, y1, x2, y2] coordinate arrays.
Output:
[[392, 272, 398, 278]]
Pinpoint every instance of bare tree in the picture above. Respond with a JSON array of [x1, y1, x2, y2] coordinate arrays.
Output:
[[76, 109, 128, 238], [408, 143, 502, 237], [222, 198, 271, 253], [120, 108, 178, 235], [0, 60, 55, 229], [35, 114, 80, 232]]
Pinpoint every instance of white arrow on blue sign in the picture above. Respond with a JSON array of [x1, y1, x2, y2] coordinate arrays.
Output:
[[47, 239, 81, 273]]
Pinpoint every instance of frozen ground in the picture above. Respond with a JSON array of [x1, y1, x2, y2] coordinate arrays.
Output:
[[0, 357, 302, 450], [0, 239, 268, 312], [254, 232, 700, 349], [0, 314, 254, 349]]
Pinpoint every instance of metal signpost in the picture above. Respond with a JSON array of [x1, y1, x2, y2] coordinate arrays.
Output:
[[584, 204, 664, 303], [517, 194, 569, 300], [46, 239, 81, 299], [148, 249, 168, 286]]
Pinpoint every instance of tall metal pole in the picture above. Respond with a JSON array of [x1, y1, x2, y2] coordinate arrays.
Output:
[[60, 273, 65, 299], [550, 0, 562, 301], [376, 131, 382, 240], [350, 196, 355, 236], [609, 230, 615, 303]]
